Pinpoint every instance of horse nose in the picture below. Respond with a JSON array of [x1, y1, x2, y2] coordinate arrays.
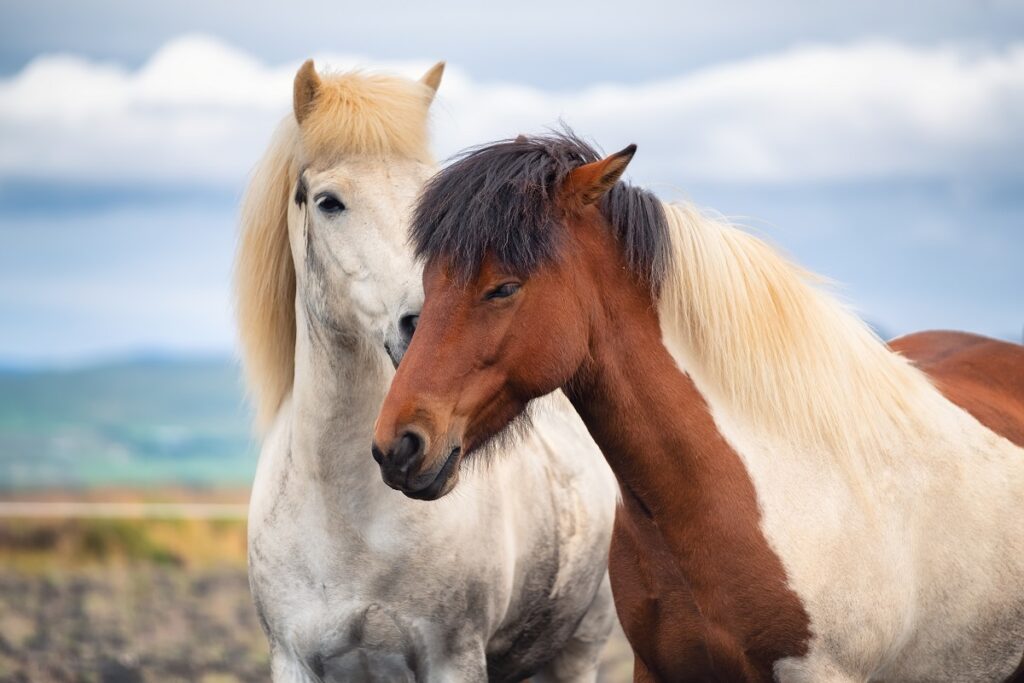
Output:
[[373, 431, 425, 489], [398, 313, 419, 346]]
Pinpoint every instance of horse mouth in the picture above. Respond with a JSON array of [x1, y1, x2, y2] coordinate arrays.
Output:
[[402, 446, 462, 501]]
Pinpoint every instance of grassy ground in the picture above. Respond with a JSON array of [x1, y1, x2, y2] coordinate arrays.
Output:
[[0, 510, 633, 682]]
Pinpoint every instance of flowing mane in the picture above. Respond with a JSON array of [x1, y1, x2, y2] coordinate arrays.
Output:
[[235, 68, 436, 430], [657, 204, 942, 462]]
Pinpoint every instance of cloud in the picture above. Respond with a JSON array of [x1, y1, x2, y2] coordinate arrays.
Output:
[[1, 34, 1021, 362], [1, 34, 1023, 188]]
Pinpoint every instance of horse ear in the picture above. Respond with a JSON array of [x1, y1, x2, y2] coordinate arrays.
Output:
[[420, 61, 445, 104], [293, 59, 321, 125], [564, 144, 637, 206]]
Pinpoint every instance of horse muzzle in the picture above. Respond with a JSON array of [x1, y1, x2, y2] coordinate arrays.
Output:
[[371, 431, 462, 500]]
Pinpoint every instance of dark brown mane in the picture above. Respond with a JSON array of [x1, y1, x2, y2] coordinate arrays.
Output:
[[411, 130, 670, 290]]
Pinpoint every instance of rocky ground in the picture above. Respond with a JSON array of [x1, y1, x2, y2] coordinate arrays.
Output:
[[0, 516, 266, 683], [0, 566, 267, 683]]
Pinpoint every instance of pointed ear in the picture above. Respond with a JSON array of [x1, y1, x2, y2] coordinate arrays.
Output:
[[420, 61, 445, 104], [564, 144, 637, 206], [293, 59, 321, 125]]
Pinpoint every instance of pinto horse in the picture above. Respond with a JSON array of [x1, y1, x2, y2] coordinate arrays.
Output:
[[373, 132, 1024, 682]]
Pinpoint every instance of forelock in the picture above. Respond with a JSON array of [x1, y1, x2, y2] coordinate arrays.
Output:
[[411, 129, 670, 291], [410, 130, 601, 281]]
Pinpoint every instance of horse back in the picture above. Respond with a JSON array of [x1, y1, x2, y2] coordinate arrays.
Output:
[[891, 331, 1024, 449]]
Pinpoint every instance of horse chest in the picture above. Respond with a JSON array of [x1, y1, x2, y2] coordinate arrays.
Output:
[[609, 501, 780, 682]]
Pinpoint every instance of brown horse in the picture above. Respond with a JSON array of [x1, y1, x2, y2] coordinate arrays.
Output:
[[372, 132, 1024, 682]]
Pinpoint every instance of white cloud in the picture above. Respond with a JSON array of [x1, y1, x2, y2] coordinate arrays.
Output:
[[1, 34, 1023, 186]]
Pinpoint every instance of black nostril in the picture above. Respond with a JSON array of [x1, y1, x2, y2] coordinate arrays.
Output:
[[393, 432, 423, 471], [371, 443, 385, 465], [398, 314, 419, 344]]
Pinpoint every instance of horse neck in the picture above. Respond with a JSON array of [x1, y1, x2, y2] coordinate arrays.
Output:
[[561, 235, 807, 644], [287, 303, 391, 492], [566, 279, 759, 545]]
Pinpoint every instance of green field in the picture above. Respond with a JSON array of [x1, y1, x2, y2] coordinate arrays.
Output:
[[0, 357, 257, 490]]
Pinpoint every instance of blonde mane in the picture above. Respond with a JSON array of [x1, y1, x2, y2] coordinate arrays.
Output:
[[658, 202, 942, 461], [235, 67, 436, 430]]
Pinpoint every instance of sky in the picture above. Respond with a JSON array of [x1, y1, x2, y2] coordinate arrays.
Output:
[[0, 1, 1022, 364]]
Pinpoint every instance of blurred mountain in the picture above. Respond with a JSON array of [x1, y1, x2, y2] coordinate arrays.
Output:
[[0, 356, 257, 490]]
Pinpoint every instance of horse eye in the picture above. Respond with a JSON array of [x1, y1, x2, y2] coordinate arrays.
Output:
[[315, 193, 346, 215], [485, 282, 521, 300]]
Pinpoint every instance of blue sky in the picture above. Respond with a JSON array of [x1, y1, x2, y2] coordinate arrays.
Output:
[[0, 1, 1022, 364]]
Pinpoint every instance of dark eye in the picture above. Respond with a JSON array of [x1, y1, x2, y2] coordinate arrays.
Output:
[[485, 282, 521, 300], [315, 193, 346, 215]]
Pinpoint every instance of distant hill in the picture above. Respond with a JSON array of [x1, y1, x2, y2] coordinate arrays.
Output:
[[0, 356, 257, 490]]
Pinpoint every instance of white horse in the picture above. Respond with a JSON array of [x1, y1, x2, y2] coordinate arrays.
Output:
[[235, 61, 618, 682]]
